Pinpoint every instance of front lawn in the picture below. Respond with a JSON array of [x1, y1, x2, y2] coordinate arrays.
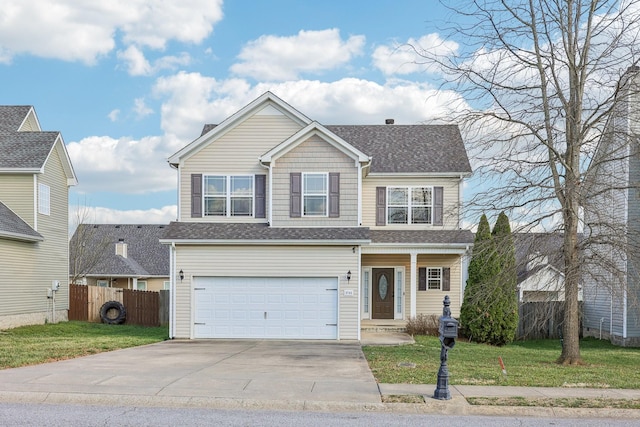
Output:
[[363, 335, 640, 389], [0, 321, 168, 369]]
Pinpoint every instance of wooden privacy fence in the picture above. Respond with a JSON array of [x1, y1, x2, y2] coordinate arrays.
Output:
[[517, 301, 583, 340], [69, 284, 169, 327]]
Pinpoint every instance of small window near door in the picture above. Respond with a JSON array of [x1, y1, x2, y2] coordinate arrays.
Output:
[[418, 267, 450, 291], [137, 280, 147, 291]]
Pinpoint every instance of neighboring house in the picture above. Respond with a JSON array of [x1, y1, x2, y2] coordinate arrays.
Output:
[[0, 106, 77, 329], [583, 66, 640, 346], [69, 224, 170, 291], [514, 233, 583, 303], [160, 92, 473, 340]]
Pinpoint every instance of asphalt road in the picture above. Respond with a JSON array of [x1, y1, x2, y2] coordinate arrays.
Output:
[[0, 403, 637, 427]]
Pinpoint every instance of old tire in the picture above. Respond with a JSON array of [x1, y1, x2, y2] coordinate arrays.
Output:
[[100, 301, 126, 325]]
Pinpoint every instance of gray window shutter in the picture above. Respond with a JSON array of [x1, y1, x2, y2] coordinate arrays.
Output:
[[376, 187, 386, 226], [418, 267, 426, 291], [290, 173, 301, 217], [255, 175, 266, 218], [442, 267, 451, 292], [329, 173, 340, 218], [191, 174, 202, 218], [433, 186, 444, 226]]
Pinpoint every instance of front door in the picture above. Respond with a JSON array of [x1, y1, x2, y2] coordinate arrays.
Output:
[[372, 268, 394, 319]]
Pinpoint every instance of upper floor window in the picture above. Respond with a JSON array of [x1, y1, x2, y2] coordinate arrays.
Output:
[[387, 187, 432, 224], [38, 183, 50, 215], [303, 173, 328, 216], [204, 175, 253, 217]]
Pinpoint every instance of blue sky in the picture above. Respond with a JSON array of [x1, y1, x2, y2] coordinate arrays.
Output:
[[1, 1, 472, 225]]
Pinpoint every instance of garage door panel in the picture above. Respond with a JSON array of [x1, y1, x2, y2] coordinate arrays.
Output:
[[194, 277, 338, 339]]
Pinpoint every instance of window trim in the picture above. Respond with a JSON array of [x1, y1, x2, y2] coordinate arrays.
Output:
[[302, 172, 328, 217], [38, 183, 50, 216], [419, 267, 443, 291], [136, 280, 147, 291], [203, 174, 254, 217], [387, 186, 433, 225]]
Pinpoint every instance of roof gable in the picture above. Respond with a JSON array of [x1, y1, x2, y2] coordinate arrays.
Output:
[[260, 121, 370, 164], [0, 106, 77, 184], [168, 92, 312, 166]]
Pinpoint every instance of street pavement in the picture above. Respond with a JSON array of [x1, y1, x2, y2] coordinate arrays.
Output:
[[0, 334, 638, 419]]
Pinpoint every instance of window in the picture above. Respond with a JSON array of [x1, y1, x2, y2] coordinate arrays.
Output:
[[38, 183, 50, 215], [203, 175, 253, 216], [427, 268, 442, 290], [136, 280, 147, 291], [418, 267, 450, 291], [387, 187, 432, 224], [163, 281, 171, 290], [303, 173, 327, 216], [97, 280, 109, 287]]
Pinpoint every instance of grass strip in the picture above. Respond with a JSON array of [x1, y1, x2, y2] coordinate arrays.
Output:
[[0, 321, 168, 369], [467, 396, 640, 409]]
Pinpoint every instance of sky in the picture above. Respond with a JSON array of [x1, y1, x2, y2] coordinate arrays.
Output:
[[1, 0, 476, 226]]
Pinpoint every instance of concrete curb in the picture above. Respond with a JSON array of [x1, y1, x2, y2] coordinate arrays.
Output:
[[1, 391, 639, 418]]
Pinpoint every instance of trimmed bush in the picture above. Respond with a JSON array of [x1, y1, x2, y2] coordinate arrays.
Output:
[[405, 314, 440, 336]]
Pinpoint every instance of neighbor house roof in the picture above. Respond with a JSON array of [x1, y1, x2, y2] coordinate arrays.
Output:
[[327, 124, 472, 175], [0, 201, 43, 242], [160, 222, 370, 244], [70, 224, 170, 277], [513, 233, 565, 283]]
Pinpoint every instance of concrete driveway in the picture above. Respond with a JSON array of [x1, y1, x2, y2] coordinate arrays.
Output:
[[0, 340, 381, 408]]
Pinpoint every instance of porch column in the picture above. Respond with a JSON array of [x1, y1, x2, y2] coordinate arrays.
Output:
[[410, 251, 417, 318]]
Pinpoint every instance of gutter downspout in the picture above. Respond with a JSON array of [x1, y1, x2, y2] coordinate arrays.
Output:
[[259, 158, 272, 225], [170, 242, 177, 339]]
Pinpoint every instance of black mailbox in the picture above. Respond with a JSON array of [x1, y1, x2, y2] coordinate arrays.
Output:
[[441, 319, 458, 339]]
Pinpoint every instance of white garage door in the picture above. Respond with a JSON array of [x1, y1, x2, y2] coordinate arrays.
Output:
[[193, 277, 338, 339]]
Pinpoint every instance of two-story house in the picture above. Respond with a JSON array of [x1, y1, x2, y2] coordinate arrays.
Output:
[[0, 106, 77, 329], [160, 92, 473, 340]]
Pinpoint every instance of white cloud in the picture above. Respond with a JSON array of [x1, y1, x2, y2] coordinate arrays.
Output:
[[152, 73, 471, 144], [372, 34, 459, 76], [230, 29, 365, 81], [66, 134, 175, 194], [133, 98, 153, 119], [0, 0, 223, 64], [107, 109, 120, 122], [117, 45, 192, 76]]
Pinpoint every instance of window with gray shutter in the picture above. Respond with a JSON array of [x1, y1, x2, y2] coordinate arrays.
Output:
[[433, 186, 444, 226], [290, 172, 301, 217], [376, 186, 386, 226], [329, 172, 340, 217], [255, 174, 266, 218], [442, 267, 451, 292], [191, 174, 202, 218], [418, 267, 427, 291]]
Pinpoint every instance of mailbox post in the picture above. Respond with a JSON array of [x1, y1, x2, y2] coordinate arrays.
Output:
[[433, 295, 458, 400]]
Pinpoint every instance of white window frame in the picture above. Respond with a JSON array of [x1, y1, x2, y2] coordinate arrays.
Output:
[[203, 175, 254, 217], [38, 183, 50, 215], [163, 281, 171, 290], [387, 186, 433, 225], [302, 172, 328, 217], [427, 267, 442, 290], [97, 279, 109, 287], [136, 280, 147, 291]]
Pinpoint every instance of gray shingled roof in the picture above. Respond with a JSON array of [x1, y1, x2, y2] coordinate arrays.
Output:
[[0, 201, 43, 242], [370, 229, 474, 245], [514, 233, 565, 283], [70, 224, 170, 277], [0, 106, 60, 169], [161, 222, 370, 242], [327, 124, 472, 174]]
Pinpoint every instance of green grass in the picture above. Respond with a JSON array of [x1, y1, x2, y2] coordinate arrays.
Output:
[[363, 336, 640, 389], [0, 321, 169, 369], [467, 397, 640, 409]]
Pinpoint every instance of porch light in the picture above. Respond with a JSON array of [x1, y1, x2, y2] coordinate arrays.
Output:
[[347, 270, 352, 283], [179, 270, 184, 281]]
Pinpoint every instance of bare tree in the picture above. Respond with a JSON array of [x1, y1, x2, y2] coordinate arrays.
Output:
[[417, 0, 640, 363], [68, 203, 111, 285]]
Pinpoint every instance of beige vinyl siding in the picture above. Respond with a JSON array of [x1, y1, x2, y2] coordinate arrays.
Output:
[[179, 114, 302, 221], [272, 136, 359, 226], [0, 174, 35, 227], [174, 245, 359, 339], [0, 141, 70, 323], [362, 254, 462, 318], [17, 110, 40, 132], [362, 176, 462, 230]]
